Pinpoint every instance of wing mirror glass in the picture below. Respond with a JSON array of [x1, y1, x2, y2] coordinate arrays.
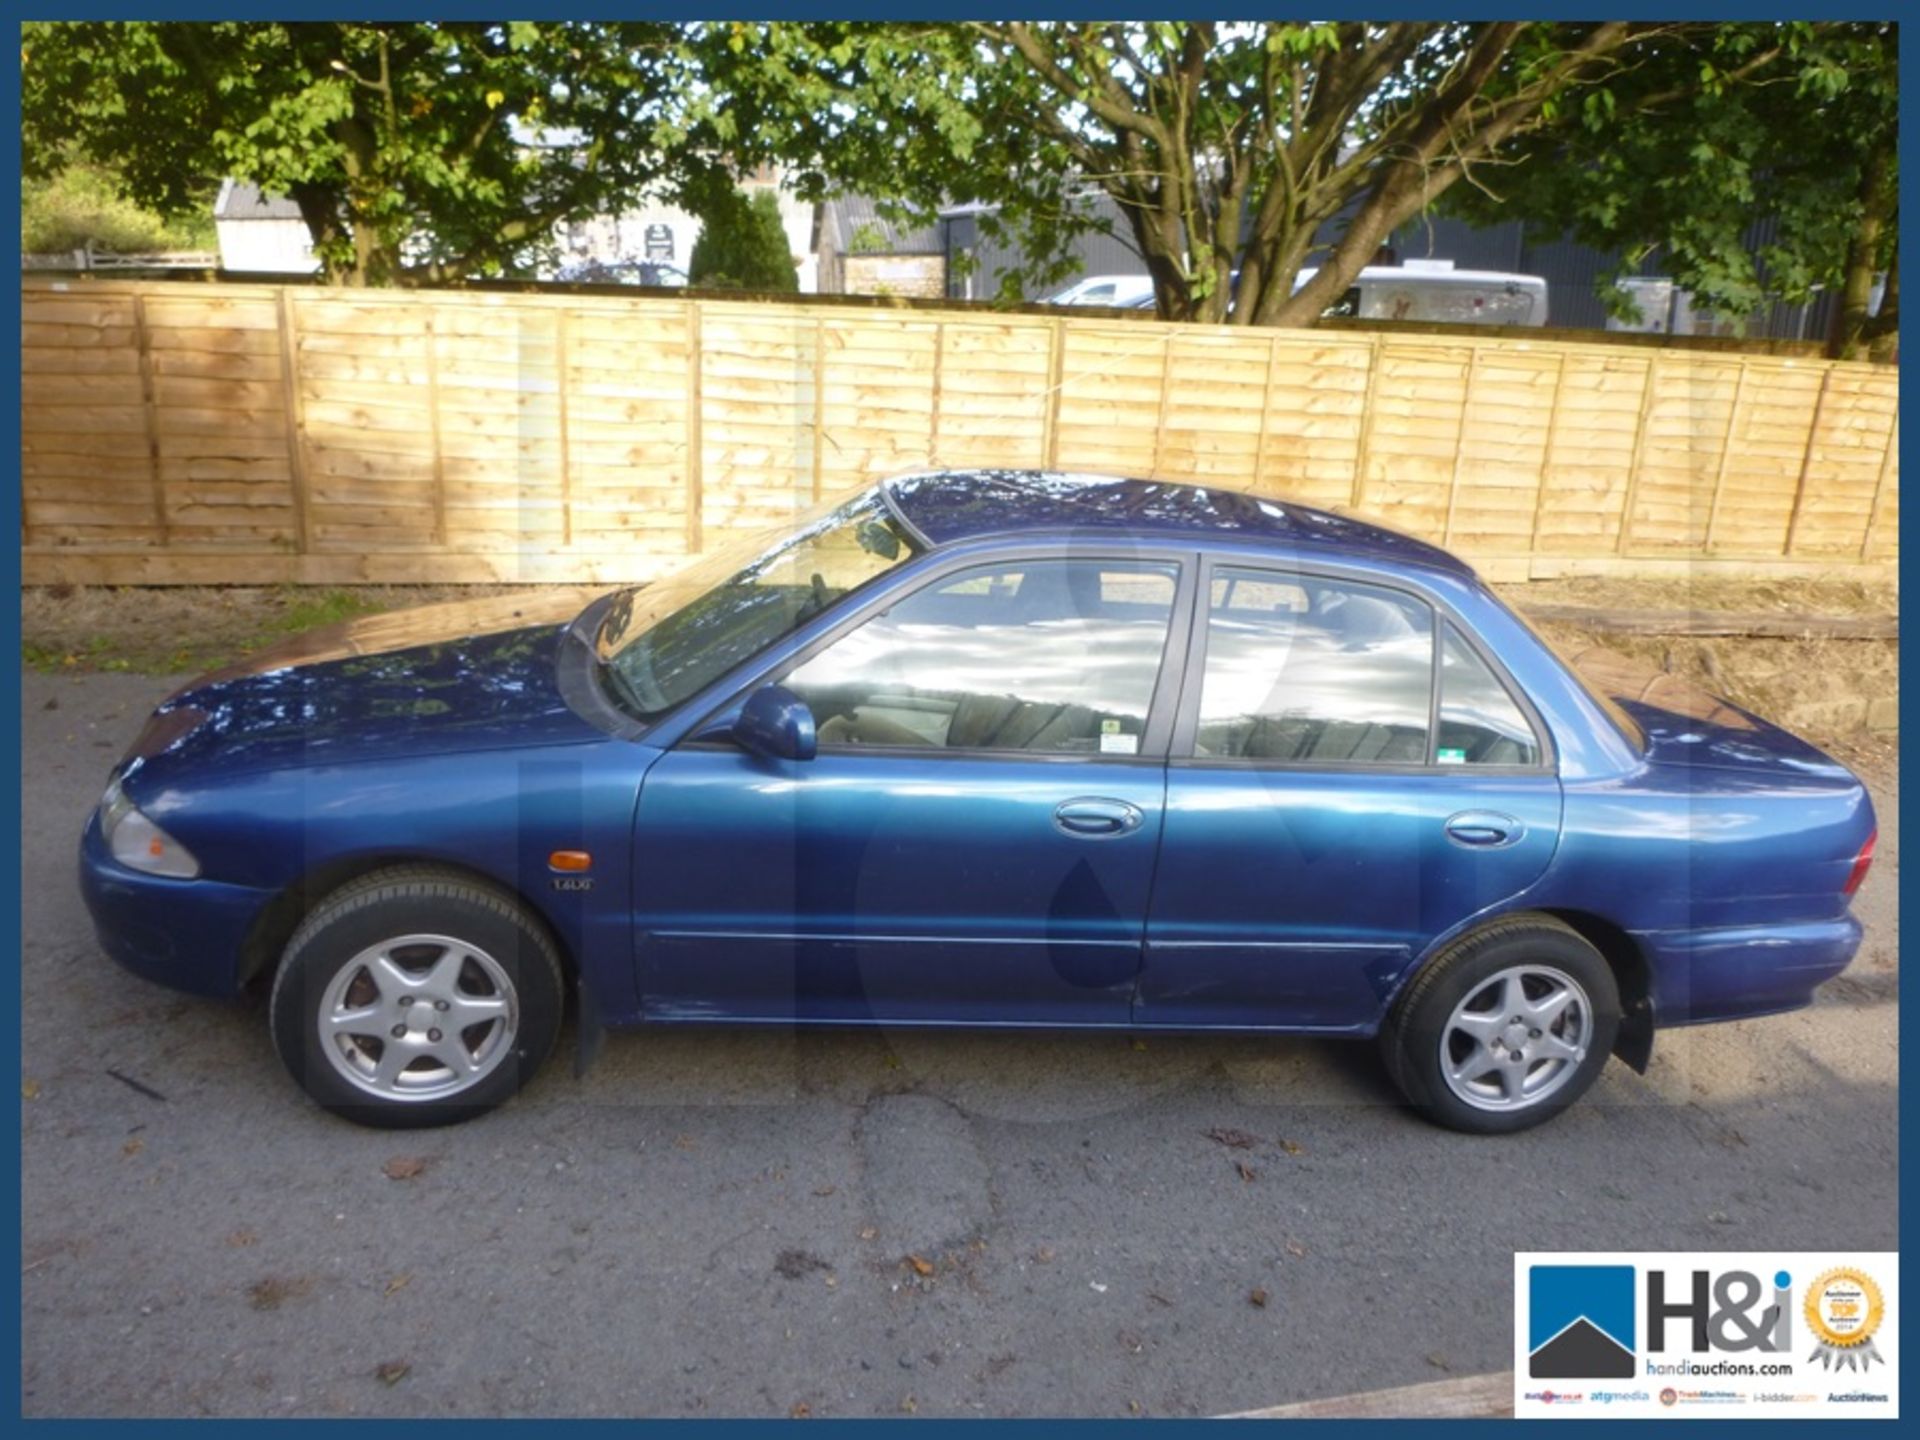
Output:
[[731, 684, 817, 762]]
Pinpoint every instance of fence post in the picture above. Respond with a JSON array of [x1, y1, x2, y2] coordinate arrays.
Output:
[[1441, 345, 1481, 544], [1527, 351, 1570, 558], [1782, 366, 1835, 556], [555, 308, 573, 547], [1350, 333, 1385, 509], [1043, 320, 1066, 469], [1615, 356, 1661, 555], [928, 320, 945, 469], [274, 289, 312, 555], [424, 308, 447, 548], [684, 302, 704, 554], [1702, 358, 1750, 552], [811, 318, 827, 501], [129, 291, 168, 545], [1859, 411, 1898, 561]]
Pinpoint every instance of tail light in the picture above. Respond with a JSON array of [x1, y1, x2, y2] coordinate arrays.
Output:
[[1843, 829, 1877, 897]]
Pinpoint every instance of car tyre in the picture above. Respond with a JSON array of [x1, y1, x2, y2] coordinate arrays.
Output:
[[1380, 914, 1619, 1135], [269, 866, 565, 1129]]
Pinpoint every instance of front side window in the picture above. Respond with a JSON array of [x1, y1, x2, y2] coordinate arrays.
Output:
[[595, 488, 919, 722], [782, 558, 1180, 754], [1437, 624, 1541, 765], [1195, 569, 1434, 763]]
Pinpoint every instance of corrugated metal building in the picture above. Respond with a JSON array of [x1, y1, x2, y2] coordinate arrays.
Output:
[[934, 191, 1839, 340]]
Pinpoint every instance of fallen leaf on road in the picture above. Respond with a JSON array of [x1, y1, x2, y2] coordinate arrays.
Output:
[[789, 1401, 811, 1418], [673, 1134, 696, 1150], [812, 1185, 836, 1197], [1204, 1127, 1260, 1149], [1033, 1247, 1055, 1264], [226, 1230, 258, 1249], [1235, 1160, 1257, 1182], [1130, 1037, 1148, 1051], [121, 1137, 144, 1158], [375, 1360, 410, 1386], [249, 1275, 313, 1311], [382, 1156, 428, 1181], [776, 1249, 831, 1280], [1278, 1138, 1305, 1156], [1249, 1287, 1270, 1308], [904, 1255, 935, 1277], [857, 1226, 878, 1242], [21, 1079, 40, 1100], [1425, 1352, 1451, 1371], [1285, 1239, 1307, 1258], [384, 1272, 412, 1296]]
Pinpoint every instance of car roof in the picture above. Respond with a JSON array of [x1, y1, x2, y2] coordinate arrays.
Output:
[[883, 469, 1473, 578]]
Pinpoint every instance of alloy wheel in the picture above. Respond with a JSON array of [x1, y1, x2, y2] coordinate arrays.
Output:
[[1439, 964, 1592, 1112]]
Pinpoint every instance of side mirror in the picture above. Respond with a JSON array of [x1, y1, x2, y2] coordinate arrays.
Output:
[[731, 684, 817, 762]]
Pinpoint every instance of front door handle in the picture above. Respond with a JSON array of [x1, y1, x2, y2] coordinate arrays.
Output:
[[1054, 797, 1145, 838], [1444, 810, 1523, 849]]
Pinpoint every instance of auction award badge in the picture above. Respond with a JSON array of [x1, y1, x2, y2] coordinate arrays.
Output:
[[1803, 1266, 1886, 1370]]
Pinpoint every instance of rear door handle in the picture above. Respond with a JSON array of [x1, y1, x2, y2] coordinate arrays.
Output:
[[1444, 810, 1523, 849], [1054, 797, 1145, 838]]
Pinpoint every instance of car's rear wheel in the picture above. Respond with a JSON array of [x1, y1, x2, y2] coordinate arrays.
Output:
[[1380, 915, 1619, 1135], [269, 867, 564, 1128]]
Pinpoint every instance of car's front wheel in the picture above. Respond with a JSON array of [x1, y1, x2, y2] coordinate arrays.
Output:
[[1380, 915, 1619, 1134], [269, 867, 565, 1128]]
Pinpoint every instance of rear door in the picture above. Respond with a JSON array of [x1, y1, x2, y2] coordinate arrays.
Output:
[[1139, 560, 1563, 1030]]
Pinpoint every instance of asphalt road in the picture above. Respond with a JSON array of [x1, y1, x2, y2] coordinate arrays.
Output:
[[20, 670, 1900, 1418]]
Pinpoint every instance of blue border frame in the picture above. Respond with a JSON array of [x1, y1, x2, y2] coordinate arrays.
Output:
[[6, 5, 1908, 1432]]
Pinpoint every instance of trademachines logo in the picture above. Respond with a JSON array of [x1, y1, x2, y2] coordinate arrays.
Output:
[[1529, 1265, 1637, 1379]]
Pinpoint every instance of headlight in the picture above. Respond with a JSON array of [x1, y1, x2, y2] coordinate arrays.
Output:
[[98, 778, 201, 880]]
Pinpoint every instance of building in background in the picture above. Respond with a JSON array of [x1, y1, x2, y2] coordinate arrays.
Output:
[[934, 191, 1843, 341], [211, 164, 817, 289], [212, 180, 321, 274], [557, 165, 817, 291], [813, 197, 947, 298]]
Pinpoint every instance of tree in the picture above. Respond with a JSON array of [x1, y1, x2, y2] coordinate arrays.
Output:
[[1441, 23, 1896, 359], [688, 188, 800, 291], [21, 20, 736, 285], [22, 155, 217, 256], [695, 22, 1828, 328]]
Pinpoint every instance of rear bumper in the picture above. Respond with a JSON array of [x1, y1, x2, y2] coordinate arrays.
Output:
[[1638, 914, 1864, 1026], [78, 815, 270, 998]]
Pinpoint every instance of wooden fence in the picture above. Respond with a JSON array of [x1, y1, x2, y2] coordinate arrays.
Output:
[[20, 279, 1898, 585]]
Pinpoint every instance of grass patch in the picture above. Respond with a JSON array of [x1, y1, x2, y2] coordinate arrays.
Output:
[[18, 584, 547, 677]]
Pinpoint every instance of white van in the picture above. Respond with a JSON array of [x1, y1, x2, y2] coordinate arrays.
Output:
[[1312, 259, 1550, 326], [1112, 259, 1550, 326]]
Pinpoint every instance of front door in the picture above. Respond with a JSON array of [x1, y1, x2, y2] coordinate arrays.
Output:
[[1141, 563, 1563, 1030], [631, 552, 1192, 1025]]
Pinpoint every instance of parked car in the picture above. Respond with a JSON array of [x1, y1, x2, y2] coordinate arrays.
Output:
[[81, 470, 1874, 1132], [1043, 274, 1159, 308], [553, 259, 690, 288]]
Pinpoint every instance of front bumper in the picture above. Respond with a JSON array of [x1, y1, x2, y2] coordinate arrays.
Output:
[[78, 814, 272, 998], [1638, 914, 1865, 1026]]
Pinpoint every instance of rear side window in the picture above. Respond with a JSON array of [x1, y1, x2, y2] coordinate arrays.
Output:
[[1437, 624, 1540, 765], [1195, 570, 1434, 763]]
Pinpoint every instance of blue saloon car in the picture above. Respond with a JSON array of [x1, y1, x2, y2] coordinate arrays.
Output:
[[80, 470, 1876, 1132]]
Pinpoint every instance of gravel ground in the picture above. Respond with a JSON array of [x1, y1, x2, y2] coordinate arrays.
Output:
[[20, 670, 1899, 1419]]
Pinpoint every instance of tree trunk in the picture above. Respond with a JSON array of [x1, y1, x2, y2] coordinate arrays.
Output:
[[1829, 141, 1893, 360], [290, 183, 354, 286]]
